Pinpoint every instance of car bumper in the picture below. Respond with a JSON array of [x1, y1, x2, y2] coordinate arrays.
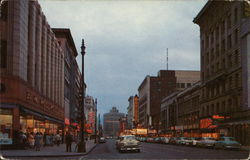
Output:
[[120, 146, 140, 151], [225, 145, 241, 149]]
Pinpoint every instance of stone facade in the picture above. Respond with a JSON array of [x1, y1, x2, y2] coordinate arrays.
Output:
[[103, 107, 125, 137], [0, 0, 65, 148], [194, 0, 250, 145]]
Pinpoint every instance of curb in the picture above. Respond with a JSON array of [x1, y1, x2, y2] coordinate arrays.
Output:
[[1, 143, 98, 158]]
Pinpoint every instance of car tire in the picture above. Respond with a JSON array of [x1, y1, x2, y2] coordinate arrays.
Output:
[[137, 149, 140, 153]]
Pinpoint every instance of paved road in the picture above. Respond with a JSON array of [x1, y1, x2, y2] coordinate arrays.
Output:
[[15, 139, 249, 159], [83, 139, 249, 159]]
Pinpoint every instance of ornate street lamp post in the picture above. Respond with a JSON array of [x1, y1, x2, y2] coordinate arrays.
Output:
[[78, 39, 86, 152]]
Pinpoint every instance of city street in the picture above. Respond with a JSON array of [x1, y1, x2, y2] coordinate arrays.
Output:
[[15, 139, 250, 160]]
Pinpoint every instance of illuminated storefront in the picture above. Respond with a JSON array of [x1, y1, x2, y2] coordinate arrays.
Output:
[[0, 108, 13, 145], [0, 104, 64, 148], [199, 115, 228, 139]]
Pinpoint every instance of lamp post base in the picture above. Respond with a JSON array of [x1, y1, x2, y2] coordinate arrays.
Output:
[[77, 141, 86, 153]]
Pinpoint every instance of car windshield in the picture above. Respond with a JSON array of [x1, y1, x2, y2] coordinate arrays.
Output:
[[124, 136, 135, 140]]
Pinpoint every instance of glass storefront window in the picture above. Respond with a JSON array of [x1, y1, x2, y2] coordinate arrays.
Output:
[[0, 108, 13, 144]]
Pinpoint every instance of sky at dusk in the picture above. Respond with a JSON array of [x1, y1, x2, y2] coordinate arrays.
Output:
[[39, 0, 207, 118]]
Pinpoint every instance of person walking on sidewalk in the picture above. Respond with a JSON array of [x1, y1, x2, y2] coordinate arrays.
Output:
[[65, 132, 73, 152], [34, 132, 42, 151], [28, 132, 35, 148], [55, 132, 61, 146]]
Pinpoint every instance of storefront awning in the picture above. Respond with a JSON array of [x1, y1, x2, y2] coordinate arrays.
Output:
[[21, 108, 44, 119], [21, 107, 64, 124], [44, 115, 64, 125]]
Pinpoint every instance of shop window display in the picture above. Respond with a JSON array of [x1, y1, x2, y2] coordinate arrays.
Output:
[[0, 108, 13, 144]]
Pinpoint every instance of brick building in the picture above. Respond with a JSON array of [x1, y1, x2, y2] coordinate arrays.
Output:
[[138, 70, 200, 131], [0, 0, 64, 148], [194, 0, 250, 145]]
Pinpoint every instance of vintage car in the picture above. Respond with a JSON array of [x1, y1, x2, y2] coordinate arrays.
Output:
[[214, 137, 242, 150], [176, 137, 188, 145], [160, 137, 170, 144], [99, 137, 106, 143], [196, 137, 216, 148], [116, 135, 140, 152]]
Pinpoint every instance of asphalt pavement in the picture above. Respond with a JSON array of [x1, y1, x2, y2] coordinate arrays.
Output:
[[12, 139, 250, 160]]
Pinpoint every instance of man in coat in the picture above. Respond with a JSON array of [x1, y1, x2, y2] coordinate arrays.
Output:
[[65, 132, 73, 152]]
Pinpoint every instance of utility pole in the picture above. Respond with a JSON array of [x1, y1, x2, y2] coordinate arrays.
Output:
[[78, 39, 86, 152]]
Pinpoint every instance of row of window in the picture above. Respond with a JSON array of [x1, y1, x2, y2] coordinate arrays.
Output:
[[202, 72, 240, 99], [203, 7, 239, 49], [201, 96, 240, 117]]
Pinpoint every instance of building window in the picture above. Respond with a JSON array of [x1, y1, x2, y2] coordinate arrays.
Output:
[[216, 26, 219, 41], [235, 50, 239, 65], [235, 73, 239, 88], [228, 76, 232, 89], [234, 8, 238, 24], [187, 83, 191, 87], [222, 58, 226, 69], [227, 34, 232, 49], [221, 20, 225, 36], [216, 103, 220, 113], [234, 29, 238, 45], [222, 39, 225, 53], [0, 40, 7, 68], [228, 99, 232, 112], [227, 14, 231, 30], [222, 101, 225, 112], [181, 83, 185, 88], [210, 32, 214, 45], [228, 54, 232, 68]]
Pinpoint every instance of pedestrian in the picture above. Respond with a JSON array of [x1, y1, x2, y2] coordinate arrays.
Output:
[[50, 134, 54, 146], [34, 132, 42, 151], [28, 132, 35, 148], [46, 134, 51, 146], [65, 132, 73, 152], [55, 132, 61, 146]]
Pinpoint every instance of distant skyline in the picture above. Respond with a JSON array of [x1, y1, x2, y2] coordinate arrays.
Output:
[[39, 0, 207, 118]]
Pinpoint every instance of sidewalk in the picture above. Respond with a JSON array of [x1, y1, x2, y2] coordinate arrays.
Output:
[[0, 140, 97, 158]]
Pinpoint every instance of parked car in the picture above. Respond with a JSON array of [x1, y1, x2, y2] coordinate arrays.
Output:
[[169, 137, 177, 144], [182, 137, 194, 145], [197, 137, 217, 148], [147, 137, 154, 143], [176, 137, 188, 145], [190, 137, 202, 146], [160, 137, 170, 144], [116, 135, 140, 153], [99, 137, 106, 143], [214, 137, 242, 150], [153, 137, 161, 143]]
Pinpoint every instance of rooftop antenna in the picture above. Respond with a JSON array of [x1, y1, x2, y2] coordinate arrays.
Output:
[[166, 48, 168, 70]]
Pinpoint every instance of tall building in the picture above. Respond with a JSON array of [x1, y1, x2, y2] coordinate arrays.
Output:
[[52, 28, 81, 136], [194, 0, 250, 145], [0, 0, 64, 148], [84, 96, 97, 137], [103, 107, 125, 137], [127, 95, 139, 129], [138, 70, 200, 131]]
